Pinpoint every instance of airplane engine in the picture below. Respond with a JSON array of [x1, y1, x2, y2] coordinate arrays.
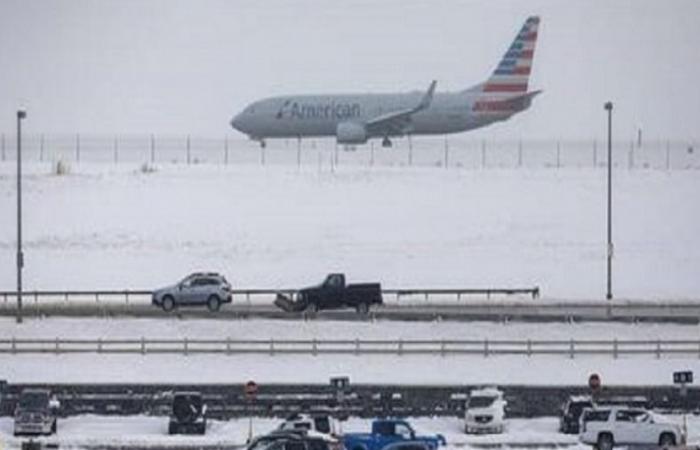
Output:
[[336, 121, 367, 144]]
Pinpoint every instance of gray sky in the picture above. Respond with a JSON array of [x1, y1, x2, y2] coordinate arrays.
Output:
[[1, 0, 698, 140]]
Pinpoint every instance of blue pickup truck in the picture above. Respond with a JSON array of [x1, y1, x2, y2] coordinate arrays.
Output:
[[344, 419, 446, 450]]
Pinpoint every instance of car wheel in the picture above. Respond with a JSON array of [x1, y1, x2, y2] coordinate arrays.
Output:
[[207, 295, 221, 312], [597, 433, 614, 450], [659, 433, 676, 447], [356, 302, 369, 315], [162, 295, 175, 312]]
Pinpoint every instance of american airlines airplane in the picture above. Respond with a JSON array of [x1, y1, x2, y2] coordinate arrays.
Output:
[[230, 16, 541, 148]]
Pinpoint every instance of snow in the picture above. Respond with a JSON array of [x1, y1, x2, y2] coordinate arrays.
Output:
[[1, 414, 700, 449], [0, 163, 698, 301]]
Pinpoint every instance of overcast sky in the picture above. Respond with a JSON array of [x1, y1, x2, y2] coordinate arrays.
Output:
[[1, 0, 698, 140]]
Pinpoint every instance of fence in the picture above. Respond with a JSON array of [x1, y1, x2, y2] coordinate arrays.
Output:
[[1, 337, 698, 359], [0, 133, 698, 170], [0, 287, 539, 307]]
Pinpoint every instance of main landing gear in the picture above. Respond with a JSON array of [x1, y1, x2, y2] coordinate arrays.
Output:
[[381, 136, 393, 148]]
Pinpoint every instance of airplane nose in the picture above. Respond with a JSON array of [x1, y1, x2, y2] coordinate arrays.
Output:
[[230, 113, 244, 131]]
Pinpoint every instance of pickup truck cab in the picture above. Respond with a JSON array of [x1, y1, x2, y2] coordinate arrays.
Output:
[[344, 419, 446, 450], [275, 273, 383, 314]]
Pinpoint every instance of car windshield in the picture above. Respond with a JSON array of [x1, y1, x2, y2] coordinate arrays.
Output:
[[19, 392, 49, 409], [468, 396, 496, 408]]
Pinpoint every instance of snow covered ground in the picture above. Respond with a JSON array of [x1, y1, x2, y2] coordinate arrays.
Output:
[[2, 317, 700, 385], [1, 414, 699, 449], [0, 162, 698, 300]]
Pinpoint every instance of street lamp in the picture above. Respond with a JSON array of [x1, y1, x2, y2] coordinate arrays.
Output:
[[16, 109, 26, 323], [604, 102, 613, 301]]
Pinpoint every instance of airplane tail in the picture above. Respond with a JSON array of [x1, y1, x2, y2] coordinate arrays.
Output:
[[472, 16, 540, 95]]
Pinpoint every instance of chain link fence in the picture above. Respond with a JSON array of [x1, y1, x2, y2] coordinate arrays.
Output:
[[1, 133, 697, 170]]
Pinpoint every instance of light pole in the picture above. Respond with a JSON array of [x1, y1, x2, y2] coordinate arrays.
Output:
[[604, 102, 613, 300], [16, 109, 26, 323]]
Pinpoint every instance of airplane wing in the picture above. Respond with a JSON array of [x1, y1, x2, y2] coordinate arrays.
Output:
[[365, 80, 437, 135]]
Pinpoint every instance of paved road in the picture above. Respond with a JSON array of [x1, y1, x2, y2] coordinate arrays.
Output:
[[1, 299, 699, 323]]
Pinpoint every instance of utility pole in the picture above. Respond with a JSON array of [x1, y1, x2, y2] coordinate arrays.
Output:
[[604, 102, 613, 300], [16, 110, 27, 323]]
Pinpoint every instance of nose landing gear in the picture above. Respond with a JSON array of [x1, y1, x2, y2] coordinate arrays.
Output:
[[381, 136, 393, 148]]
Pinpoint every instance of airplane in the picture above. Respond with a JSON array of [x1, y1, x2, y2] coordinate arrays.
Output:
[[230, 16, 541, 148]]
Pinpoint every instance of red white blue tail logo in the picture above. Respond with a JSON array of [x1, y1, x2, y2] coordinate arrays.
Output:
[[483, 16, 540, 94]]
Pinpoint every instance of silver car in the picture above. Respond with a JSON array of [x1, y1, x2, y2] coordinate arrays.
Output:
[[152, 273, 232, 312]]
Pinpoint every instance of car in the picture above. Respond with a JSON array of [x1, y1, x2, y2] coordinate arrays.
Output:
[[559, 395, 594, 434], [579, 406, 683, 450], [247, 429, 342, 450], [275, 273, 383, 314], [13, 388, 60, 436], [168, 391, 207, 435], [152, 272, 232, 312], [343, 419, 446, 450], [464, 387, 507, 434], [278, 413, 339, 436]]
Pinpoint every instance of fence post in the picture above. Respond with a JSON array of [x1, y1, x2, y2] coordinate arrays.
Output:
[[269, 338, 275, 356], [98, 338, 102, 354], [440, 340, 445, 357], [312, 338, 318, 356], [150, 134, 155, 163], [1, 133, 5, 161], [593, 139, 598, 168], [613, 339, 618, 359], [398, 339, 403, 356], [296, 138, 302, 168], [141, 337, 145, 355], [40, 134, 45, 162], [224, 136, 229, 165], [408, 135, 413, 166], [12, 336, 16, 354], [527, 339, 532, 357], [355, 338, 360, 355], [556, 141, 561, 168], [656, 340, 661, 359], [666, 140, 671, 171], [186, 135, 192, 164], [55, 337, 60, 354], [484, 339, 489, 357], [76, 133, 81, 163], [370, 141, 375, 167], [481, 140, 486, 168], [226, 336, 231, 355], [569, 339, 575, 359], [628, 140, 634, 170], [443, 137, 449, 169], [518, 139, 523, 168], [113, 136, 119, 164], [183, 337, 188, 356]]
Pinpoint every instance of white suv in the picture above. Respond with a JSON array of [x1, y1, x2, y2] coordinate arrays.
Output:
[[579, 407, 683, 450], [464, 387, 506, 434]]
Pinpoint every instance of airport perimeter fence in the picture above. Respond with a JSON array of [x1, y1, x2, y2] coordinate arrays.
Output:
[[0, 133, 698, 170], [1, 336, 699, 359]]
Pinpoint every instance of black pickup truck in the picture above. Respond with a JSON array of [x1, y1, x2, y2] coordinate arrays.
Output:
[[275, 273, 382, 314]]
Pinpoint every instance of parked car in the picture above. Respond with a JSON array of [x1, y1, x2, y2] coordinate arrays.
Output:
[[275, 273, 382, 314], [344, 419, 446, 450], [168, 391, 207, 435], [559, 395, 594, 434], [152, 272, 232, 312], [579, 406, 683, 450], [464, 387, 507, 434], [13, 388, 59, 436], [278, 413, 339, 436], [247, 429, 342, 450]]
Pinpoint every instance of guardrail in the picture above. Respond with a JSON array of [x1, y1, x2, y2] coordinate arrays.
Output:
[[0, 337, 696, 358], [0, 287, 540, 305]]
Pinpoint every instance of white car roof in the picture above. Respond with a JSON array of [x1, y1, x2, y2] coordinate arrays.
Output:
[[469, 387, 503, 397]]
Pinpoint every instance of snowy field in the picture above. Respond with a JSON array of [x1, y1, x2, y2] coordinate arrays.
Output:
[[3, 317, 700, 384], [0, 162, 698, 300], [1, 414, 700, 449]]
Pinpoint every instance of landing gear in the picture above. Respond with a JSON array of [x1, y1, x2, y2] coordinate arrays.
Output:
[[259, 139, 267, 149], [381, 136, 392, 148]]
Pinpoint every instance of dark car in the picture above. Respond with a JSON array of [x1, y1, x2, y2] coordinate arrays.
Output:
[[247, 429, 340, 450], [14, 388, 60, 436], [168, 391, 207, 435], [559, 395, 593, 434], [275, 273, 382, 314]]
